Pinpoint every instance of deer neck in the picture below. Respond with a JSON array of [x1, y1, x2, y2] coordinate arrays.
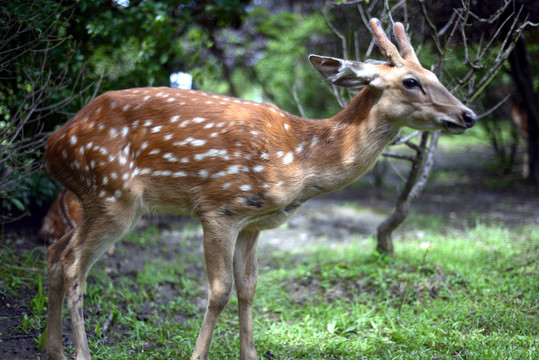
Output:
[[296, 88, 398, 196]]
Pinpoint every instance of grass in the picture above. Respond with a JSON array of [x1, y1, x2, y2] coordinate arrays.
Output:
[[1, 219, 537, 359]]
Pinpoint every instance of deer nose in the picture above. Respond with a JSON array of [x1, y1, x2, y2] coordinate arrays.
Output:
[[462, 110, 477, 128]]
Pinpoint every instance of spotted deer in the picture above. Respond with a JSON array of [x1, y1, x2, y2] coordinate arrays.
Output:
[[44, 19, 476, 360], [39, 190, 82, 244]]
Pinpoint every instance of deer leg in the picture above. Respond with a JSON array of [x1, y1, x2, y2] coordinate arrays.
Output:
[[233, 230, 260, 360], [46, 229, 75, 360], [48, 199, 140, 360], [191, 220, 238, 360], [64, 256, 91, 360]]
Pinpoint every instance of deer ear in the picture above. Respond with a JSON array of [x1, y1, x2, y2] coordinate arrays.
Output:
[[309, 54, 378, 88]]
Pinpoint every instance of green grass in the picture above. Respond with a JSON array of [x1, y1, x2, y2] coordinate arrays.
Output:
[[1, 220, 537, 359]]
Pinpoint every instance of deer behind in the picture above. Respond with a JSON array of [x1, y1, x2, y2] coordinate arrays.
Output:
[[44, 19, 476, 360]]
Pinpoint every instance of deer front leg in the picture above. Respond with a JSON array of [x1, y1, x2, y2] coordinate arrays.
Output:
[[233, 230, 259, 360], [65, 270, 91, 360], [191, 222, 238, 360]]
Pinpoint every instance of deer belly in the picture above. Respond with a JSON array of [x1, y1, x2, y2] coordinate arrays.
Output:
[[243, 202, 302, 231]]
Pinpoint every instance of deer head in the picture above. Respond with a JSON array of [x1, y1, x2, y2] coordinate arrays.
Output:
[[309, 18, 476, 134]]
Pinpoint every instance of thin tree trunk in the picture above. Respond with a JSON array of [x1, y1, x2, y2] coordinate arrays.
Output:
[[508, 37, 539, 183], [376, 131, 440, 254]]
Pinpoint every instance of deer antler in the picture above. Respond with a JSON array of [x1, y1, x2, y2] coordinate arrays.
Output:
[[369, 18, 404, 66], [393, 22, 420, 64]]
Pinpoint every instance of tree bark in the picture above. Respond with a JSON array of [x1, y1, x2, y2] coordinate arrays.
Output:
[[508, 37, 539, 183], [376, 132, 440, 255]]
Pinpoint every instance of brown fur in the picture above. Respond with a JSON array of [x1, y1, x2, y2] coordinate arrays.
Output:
[[39, 190, 82, 243]]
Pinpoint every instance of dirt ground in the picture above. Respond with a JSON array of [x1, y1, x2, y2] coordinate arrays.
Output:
[[1, 143, 538, 359]]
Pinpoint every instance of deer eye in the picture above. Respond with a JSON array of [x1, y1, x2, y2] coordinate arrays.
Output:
[[403, 78, 419, 89]]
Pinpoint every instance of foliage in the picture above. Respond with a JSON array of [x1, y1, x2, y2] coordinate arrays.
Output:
[[75, 0, 250, 91], [0, 0, 94, 221], [249, 9, 336, 118]]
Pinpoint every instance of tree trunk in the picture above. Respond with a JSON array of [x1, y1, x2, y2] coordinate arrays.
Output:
[[508, 37, 539, 183], [376, 132, 440, 255]]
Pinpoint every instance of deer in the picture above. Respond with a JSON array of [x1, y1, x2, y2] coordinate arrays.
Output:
[[39, 190, 82, 244], [44, 18, 476, 360]]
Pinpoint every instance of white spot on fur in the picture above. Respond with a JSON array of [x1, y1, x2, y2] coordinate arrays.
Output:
[[276, 151, 284, 158], [253, 165, 264, 172], [180, 157, 189, 163], [172, 171, 187, 177], [164, 134, 173, 141], [192, 117, 206, 123], [170, 115, 180, 123], [295, 143, 304, 154], [194, 149, 227, 161], [211, 171, 226, 178], [151, 125, 163, 133], [284, 123, 290, 131], [144, 120, 152, 127], [240, 185, 252, 191], [223, 183, 231, 190], [102, 176, 108, 185], [110, 172, 118, 179], [109, 128, 118, 137], [149, 149, 160, 155], [198, 170, 209, 178], [191, 139, 206, 146], [227, 165, 240, 174], [70, 136, 78, 145], [283, 152, 294, 165]]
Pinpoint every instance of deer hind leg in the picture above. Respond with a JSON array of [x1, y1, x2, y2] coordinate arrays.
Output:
[[46, 228, 75, 360], [191, 219, 239, 360], [233, 230, 260, 360], [46, 199, 140, 360]]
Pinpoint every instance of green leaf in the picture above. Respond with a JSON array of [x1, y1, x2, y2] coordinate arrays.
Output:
[[10, 198, 25, 211]]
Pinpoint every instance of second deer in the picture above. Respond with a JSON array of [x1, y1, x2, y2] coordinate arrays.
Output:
[[44, 18, 476, 360]]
